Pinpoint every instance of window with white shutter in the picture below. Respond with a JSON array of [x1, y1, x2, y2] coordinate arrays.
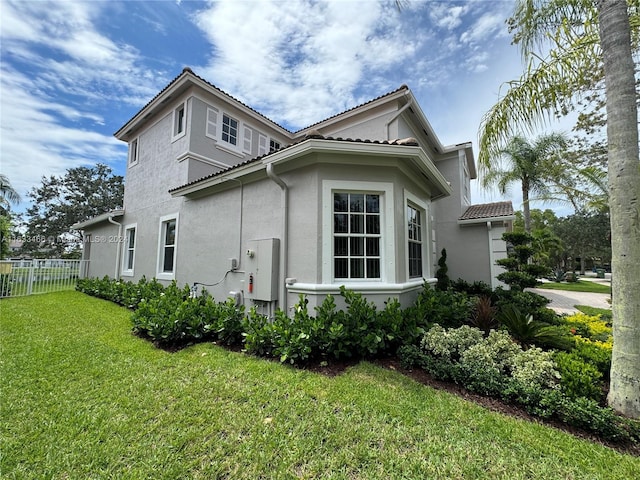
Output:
[[206, 107, 218, 139], [243, 126, 252, 153], [258, 134, 268, 156]]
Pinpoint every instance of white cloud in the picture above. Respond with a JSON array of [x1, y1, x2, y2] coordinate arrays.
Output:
[[429, 4, 470, 30], [0, 69, 125, 200], [460, 12, 506, 45], [191, 0, 422, 129]]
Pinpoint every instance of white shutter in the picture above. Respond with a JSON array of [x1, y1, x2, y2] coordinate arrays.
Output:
[[206, 107, 218, 139], [243, 126, 252, 153], [258, 134, 268, 156]]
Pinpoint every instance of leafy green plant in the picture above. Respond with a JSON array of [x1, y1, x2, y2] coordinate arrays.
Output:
[[409, 284, 474, 329], [554, 351, 604, 401], [497, 304, 573, 350]]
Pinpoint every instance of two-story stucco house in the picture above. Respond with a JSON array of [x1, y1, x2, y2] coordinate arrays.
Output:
[[74, 68, 513, 313]]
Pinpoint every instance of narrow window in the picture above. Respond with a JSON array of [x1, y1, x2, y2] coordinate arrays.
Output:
[[129, 138, 139, 166], [162, 219, 176, 273], [157, 215, 178, 279], [173, 103, 186, 139], [407, 204, 423, 278], [333, 192, 381, 279], [123, 226, 136, 274], [269, 139, 280, 152], [222, 114, 238, 146]]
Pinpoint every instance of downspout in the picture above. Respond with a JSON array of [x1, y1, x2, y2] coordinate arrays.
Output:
[[487, 221, 495, 289], [108, 215, 123, 279], [385, 94, 413, 141], [265, 163, 288, 310]]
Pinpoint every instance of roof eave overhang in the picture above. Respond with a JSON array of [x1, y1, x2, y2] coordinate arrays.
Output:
[[457, 215, 515, 226], [115, 73, 291, 142], [71, 209, 125, 230], [170, 139, 453, 199]]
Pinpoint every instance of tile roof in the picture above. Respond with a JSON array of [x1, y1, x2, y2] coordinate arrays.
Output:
[[118, 67, 410, 138], [293, 85, 409, 133], [168, 135, 420, 193], [459, 201, 514, 221]]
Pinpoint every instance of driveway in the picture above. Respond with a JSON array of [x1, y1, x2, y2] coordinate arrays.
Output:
[[529, 288, 612, 314]]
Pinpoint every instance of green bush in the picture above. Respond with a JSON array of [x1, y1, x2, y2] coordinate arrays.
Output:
[[572, 340, 611, 378], [409, 284, 474, 329], [554, 351, 604, 402], [242, 308, 275, 357]]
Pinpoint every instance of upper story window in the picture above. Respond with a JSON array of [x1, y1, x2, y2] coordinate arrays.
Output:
[[173, 103, 186, 140], [407, 204, 423, 278], [222, 114, 238, 146], [333, 192, 381, 279], [129, 138, 139, 167], [270, 139, 281, 152]]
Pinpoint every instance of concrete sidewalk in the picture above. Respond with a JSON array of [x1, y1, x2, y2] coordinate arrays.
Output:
[[529, 288, 612, 315]]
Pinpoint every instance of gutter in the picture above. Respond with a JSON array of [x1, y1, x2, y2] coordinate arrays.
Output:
[[107, 215, 123, 279], [265, 163, 289, 310]]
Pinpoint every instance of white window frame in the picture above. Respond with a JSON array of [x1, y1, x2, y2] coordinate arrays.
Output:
[[129, 138, 139, 167], [221, 113, 239, 147], [156, 213, 179, 280], [269, 138, 281, 153], [172, 102, 187, 141], [322, 180, 395, 284], [121, 223, 137, 277], [404, 190, 430, 280]]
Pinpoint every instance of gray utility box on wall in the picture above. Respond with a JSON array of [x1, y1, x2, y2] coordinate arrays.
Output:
[[245, 238, 280, 301]]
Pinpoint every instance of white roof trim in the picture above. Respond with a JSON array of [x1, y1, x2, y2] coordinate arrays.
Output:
[[71, 209, 125, 230]]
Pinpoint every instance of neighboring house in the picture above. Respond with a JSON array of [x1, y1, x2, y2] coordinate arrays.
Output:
[[73, 68, 513, 313]]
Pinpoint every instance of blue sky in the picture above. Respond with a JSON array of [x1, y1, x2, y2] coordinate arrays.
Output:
[[0, 0, 573, 215]]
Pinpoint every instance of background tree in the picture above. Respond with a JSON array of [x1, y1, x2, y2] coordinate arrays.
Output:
[[482, 133, 569, 233], [0, 174, 21, 259], [553, 211, 611, 274], [22, 164, 124, 257], [479, 0, 640, 418]]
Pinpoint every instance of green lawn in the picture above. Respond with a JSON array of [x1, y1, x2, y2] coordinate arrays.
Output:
[[1, 292, 637, 479], [538, 280, 612, 294]]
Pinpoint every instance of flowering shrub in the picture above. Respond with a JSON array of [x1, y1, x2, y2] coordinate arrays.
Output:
[[564, 312, 612, 342]]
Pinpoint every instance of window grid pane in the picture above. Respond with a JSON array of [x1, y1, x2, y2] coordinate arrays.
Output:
[[407, 205, 423, 278], [333, 193, 381, 280]]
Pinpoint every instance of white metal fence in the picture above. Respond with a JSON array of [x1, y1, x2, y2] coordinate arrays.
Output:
[[0, 259, 89, 298]]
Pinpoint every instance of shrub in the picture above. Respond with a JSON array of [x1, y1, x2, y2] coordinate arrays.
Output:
[[242, 308, 275, 357], [563, 312, 612, 342], [468, 295, 498, 333], [450, 278, 493, 297], [554, 351, 604, 401], [572, 338, 612, 377], [204, 298, 245, 345], [420, 324, 484, 361], [435, 248, 450, 291], [497, 304, 573, 351], [410, 284, 474, 329], [556, 397, 632, 442]]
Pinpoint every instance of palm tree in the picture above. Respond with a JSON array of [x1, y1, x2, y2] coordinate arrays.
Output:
[[479, 0, 640, 418], [482, 133, 568, 233], [0, 174, 21, 209]]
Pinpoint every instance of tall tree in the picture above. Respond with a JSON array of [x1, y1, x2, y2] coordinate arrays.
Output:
[[0, 174, 21, 211], [598, 0, 640, 418], [479, 0, 640, 418], [0, 174, 21, 258], [23, 164, 124, 257], [482, 133, 568, 233]]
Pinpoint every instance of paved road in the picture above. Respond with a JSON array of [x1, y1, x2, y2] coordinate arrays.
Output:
[[529, 288, 612, 314]]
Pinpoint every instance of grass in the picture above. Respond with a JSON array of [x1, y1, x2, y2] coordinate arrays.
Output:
[[2, 291, 638, 479], [537, 280, 612, 294], [576, 305, 613, 322]]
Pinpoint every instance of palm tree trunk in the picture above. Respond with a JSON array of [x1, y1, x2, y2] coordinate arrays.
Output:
[[598, 0, 640, 419], [522, 177, 531, 233]]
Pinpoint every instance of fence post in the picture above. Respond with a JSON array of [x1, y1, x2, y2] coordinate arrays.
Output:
[[26, 260, 35, 296]]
